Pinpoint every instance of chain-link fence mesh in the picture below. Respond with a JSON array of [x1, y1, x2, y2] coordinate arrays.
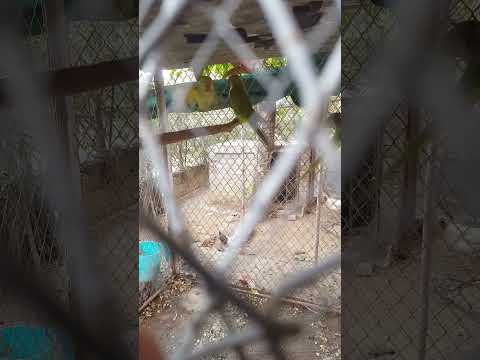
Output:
[[71, 17, 139, 329], [139, 61, 341, 309], [0, 0, 69, 337], [1, 2, 138, 357], [139, 0, 341, 359], [4, 0, 479, 359], [342, 0, 480, 359]]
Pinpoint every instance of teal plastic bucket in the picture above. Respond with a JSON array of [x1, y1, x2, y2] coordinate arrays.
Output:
[[139, 241, 171, 283], [0, 325, 74, 359]]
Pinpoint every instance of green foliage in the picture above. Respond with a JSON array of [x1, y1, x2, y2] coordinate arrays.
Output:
[[262, 57, 287, 69], [200, 63, 235, 79], [168, 68, 192, 83]]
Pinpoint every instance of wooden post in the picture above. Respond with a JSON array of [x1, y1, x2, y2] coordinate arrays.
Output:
[[44, 0, 82, 356], [397, 105, 420, 257], [306, 147, 316, 208], [256, 99, 276, 177]]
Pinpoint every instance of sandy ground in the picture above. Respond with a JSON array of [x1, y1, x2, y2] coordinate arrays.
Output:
[[140, 274, 341, 360], [140, 187, 341, 307]]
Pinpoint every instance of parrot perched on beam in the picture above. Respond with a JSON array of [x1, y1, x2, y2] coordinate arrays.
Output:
[[184, 75, 218, 112], [225, 64, 272, 149]]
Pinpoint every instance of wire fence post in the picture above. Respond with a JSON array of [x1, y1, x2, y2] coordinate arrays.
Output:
[[418, 140, 438, 360], [314, 161, 325, 263], [397, 105, 420, 257], [373, 125, 384, 248]]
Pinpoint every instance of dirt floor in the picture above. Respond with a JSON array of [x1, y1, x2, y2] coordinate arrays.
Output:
[[140, 274, 341, 360], [168, 187, 341, 306], [139, 186, 341, 359]]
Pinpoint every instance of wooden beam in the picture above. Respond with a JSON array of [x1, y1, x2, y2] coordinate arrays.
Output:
[[139, 118, 241, 147], [0, 57, 138, 107]]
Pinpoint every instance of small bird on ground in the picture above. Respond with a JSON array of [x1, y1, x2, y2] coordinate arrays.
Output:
[[218, 230, 229, 245]]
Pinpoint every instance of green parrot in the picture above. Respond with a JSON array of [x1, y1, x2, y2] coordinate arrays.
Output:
[[185, 75, 218, 112], [225, 65, 272, 149]]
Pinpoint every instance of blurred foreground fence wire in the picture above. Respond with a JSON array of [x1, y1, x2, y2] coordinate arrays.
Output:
[[342, 0, 480, 359]]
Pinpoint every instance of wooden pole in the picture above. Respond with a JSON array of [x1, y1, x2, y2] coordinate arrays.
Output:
[[306, 148, 316, 207], [256, 99, 276, 180], [142, 119, 240, 146]]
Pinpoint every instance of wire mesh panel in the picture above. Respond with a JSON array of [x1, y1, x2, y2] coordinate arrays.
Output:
[[140, 62, 341, 308], [1, 2, 139, 358], [68, 18, 139, 334], [342, 0, 480, 359], [139, 0, 341, 359], [0, 1, 71, 342]]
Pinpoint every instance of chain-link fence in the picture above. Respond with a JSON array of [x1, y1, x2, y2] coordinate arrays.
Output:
[[0, 0, 69, 335], [342, 0, 480, 359], [139, 0, 341, 359], [71, 16, 139, 329], [1, 2, 138, 358], [140, 62, 341, 310]]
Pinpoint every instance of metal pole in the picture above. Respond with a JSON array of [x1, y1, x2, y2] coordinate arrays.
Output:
[[373, 125, 385, 247], [397, 105, 420, 257], [241, 124, 246, 216], [418, 141, 437, 360], [418, 2, 450, 356], [314, 162, 325, 263]]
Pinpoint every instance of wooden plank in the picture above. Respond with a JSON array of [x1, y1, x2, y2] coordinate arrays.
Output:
[[0, 57, 138, 107], [142, 0, 335, 68]]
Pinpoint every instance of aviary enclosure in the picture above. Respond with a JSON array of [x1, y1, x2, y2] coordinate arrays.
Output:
[[1, 0, 479, 359]]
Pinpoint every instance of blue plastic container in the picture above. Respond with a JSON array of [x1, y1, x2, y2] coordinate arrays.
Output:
[[0, 325, 74, 359], [139, 241, 171, 283]]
